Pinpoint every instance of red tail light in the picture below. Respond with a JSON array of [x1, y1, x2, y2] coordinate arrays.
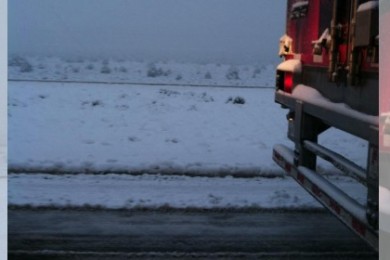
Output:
[[276, 70, 294, 93], [284, 72, 293, 93]]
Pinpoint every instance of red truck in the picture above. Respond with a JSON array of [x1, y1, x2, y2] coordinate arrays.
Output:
[[273, 0, 379, 250]]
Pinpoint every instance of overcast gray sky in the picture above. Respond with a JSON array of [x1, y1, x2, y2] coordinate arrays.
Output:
[[8, 0, 287, 64]]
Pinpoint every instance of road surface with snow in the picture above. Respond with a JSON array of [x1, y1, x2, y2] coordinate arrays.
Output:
[[9, 209, 377, 259]]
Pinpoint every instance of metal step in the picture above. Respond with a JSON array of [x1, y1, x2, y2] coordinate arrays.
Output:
[[303, 140, 366, 185], [273, 144, 378, 251]]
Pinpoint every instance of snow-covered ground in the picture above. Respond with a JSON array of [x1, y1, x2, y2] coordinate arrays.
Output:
[[8, 81, 289, 175], [9, 174, 366, 209], [8, 55, 369, 209]]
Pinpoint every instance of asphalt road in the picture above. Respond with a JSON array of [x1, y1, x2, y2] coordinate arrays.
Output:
[[9, 208, 377, 259]]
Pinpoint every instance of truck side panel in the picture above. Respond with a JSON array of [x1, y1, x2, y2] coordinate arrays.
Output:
[[284, 0, 378, 115]]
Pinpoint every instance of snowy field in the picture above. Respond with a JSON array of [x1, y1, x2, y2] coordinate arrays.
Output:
[[8, 55, 275, 87], [8, 55, 369, 209], [8, 81, 289, 175]]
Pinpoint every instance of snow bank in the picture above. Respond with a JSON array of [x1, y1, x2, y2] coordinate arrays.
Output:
[[8, 173, 366, 210]]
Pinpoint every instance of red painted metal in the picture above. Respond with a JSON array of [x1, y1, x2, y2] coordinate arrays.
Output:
[[285, 0, 378, 71], [338, 44, 348, 65]]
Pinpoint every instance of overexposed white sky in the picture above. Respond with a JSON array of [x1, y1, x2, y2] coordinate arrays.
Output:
[[8, 0, 287, 64]]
